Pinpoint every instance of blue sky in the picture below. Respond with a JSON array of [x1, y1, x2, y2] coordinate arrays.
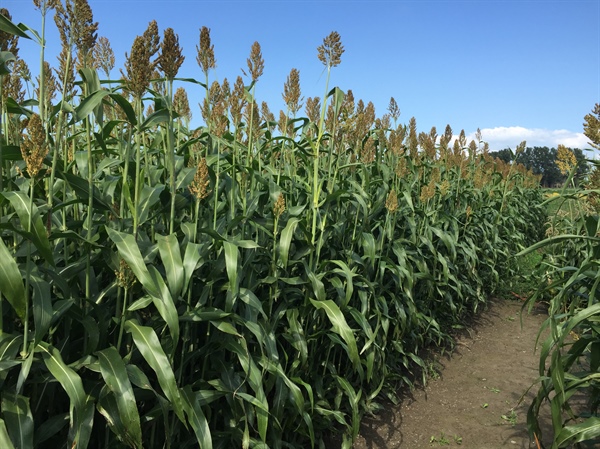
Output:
[[5, 0, 600, 152]]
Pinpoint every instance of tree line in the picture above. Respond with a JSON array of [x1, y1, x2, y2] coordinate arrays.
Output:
[[490, 146, 590, 187]]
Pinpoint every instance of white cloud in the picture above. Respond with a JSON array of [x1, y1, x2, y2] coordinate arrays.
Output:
[[464, 127, 592, 153]]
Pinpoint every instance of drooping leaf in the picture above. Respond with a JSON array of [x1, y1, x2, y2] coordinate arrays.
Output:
[[124, 320, 185, 423], [309, 298, 362, 375], [107, 228, 179, 342], [0, 419, 16, 449], [96, 347, 142, 448], [37, 342, 90, 449], [1, 191, 54, 265], [181, 386, 213, 449], [1, 393, 33, 449], [0, 238, 26, 320], [157, 233, 184, 301]]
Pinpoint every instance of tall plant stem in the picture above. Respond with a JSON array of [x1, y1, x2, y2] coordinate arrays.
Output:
[[37, 9, 47, 126], [213, 140, 221, 230], [22, 179, 36, 357], [0, 76, 5, 203], [133, 100, 143, 238], [84, 115, 94, 305], [310, 65, 332, 269], [116, 286, 129, 353], [166, 79, 177, 235]]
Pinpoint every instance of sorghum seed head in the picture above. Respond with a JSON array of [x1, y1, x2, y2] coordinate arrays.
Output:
[[419, 179, 436, 203], [21, 114, 48, 178], [584, 103, 600, 150], [246, 41, 264, 82], [71, 0, 98, 66], [317, 31, 344, 68], [305, 96, 321, 124], [385, 190, 398, 213], [196, 26, 216, 75], [556, 144, 577, 175], [173, 87, 192, 122], [122, 34, 153, 99], [143, 20, 161, 61], [282, 68, 303, 116], [408, 117, 418, 158], [229, 76, 246, 127], [388, 97, 400, 122], [273, 193, 286, 218], [93, 36, 115, 78], [188, 157, 210, 200], [158, 27, 185, 80]]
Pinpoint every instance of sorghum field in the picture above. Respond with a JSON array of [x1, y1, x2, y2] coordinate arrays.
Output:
[[0, 2, 597, 448]]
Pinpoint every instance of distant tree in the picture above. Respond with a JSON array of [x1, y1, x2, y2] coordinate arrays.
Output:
[[490, 146, 590, 187], [572, 147, 590, 185], [489, 148, 513, 164], [518, 147, 561, 187]]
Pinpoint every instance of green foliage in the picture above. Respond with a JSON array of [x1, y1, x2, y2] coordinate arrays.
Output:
[[0, 9, 546, 449], [521, 157, 600, 448]]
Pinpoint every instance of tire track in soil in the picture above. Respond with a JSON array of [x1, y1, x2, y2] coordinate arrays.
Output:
[[335, 298, 552, 449]]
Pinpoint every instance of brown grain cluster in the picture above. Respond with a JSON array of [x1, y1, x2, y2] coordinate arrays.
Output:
[[556, 144, 577, 175], [317, 31, 344, 68], [189, 157, 210, 201], [246, 41, 264, 82], [173, 87, 192, 123], [159, 28, 185, 80], [282, 68, 303, 116], [385, 190, 398, 213], [122, 21, 160, 100], [21, 114, 48, 178], [93, 36, 115, 78], [273, 193, 286, 218], [196, 26, 216, 76]]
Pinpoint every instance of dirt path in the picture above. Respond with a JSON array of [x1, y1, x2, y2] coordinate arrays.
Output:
[[350, 298, 550, 449]]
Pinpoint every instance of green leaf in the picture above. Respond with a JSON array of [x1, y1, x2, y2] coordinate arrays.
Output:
[[140, 109, 170, 130], [0, 14, 31, 40], [96, 390, 131, 447], [309, 298, 362, 375], [108, 93, 137, 126], [0, 238, 26, 320], [96, 347, 142, 449], [0, 419, 16, 449], [182, 242, 202, 295], [124, 320, 185, 423], [138, 185, 165, 226], [157, 233, 184, 301], [0, 51, 16, 76], [57, 170, 114, 212], [107, 228, 179, 343], [71, 89, 110, 124], [30, 274, 52, 345], [223, 340, 269, 442], [223, 241, 239, 313], [181, 386, 213, 449], [2, 191, 54, 265], [33, 414, 68, 447], [555, 416, 600, 446], [1, 393, 33, 449], [37, 343, 89, 449], [279, 217, 301, 269]]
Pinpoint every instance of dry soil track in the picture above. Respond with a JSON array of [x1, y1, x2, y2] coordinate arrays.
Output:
[[335, 298, 552, 449]]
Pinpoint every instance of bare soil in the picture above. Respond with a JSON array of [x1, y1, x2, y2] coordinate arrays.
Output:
[[344, 297, 552, 449]]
